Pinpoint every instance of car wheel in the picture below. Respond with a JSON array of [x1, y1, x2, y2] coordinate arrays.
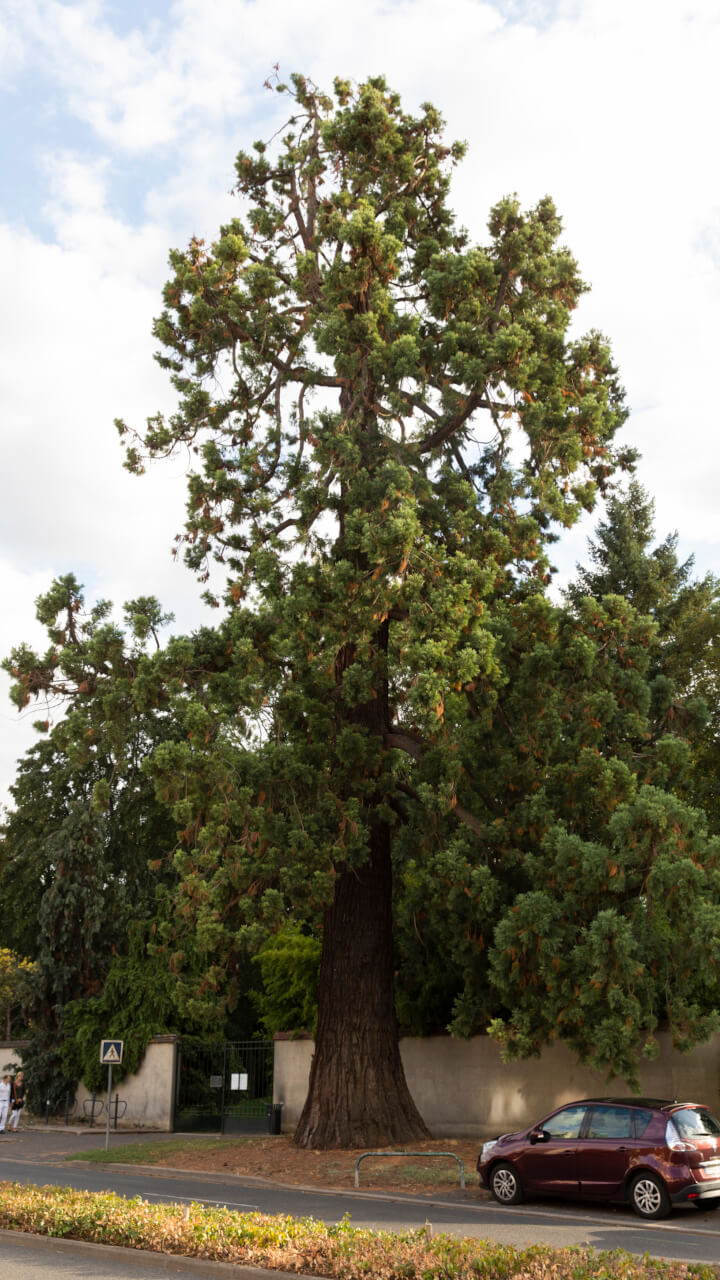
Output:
[[489, 1161, 524, 1205], [629, 1173, 670, 1220]]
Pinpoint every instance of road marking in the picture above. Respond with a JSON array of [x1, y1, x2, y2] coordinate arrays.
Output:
[[139, 1192, 260, 1211], [480, 1201, 720, 1238]]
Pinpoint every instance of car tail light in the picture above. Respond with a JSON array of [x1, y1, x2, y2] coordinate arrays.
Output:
[[665, 1119, 698, 1154], [666, 1116, 696, 1167]]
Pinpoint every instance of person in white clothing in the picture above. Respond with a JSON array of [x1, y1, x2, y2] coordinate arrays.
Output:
[[8, 1070, 25, 1130], [0, 1074, 10, 1132]]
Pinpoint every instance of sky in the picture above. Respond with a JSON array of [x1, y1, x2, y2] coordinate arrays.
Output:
[[2, 0, 720, 807]]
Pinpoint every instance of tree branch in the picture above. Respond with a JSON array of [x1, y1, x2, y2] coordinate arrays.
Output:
[[415, 392, 507, 453], [384, 732, 489, 838]]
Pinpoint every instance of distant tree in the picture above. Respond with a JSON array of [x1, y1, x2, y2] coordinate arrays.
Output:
[[117, 73, 630, 1146], [2, 577, 183, 1106], [566, 480, 720, 826], [0, 948, 35, 1040], [61, 922, 186, 1093], [482, 593, 720, 1080], [567, 480, 696, 619], [476, 485, 720, 1079]]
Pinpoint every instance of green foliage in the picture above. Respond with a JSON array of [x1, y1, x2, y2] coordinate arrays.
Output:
[[21, 805, 119, 1109], [474, 490, 720, 1078], [0, 949, 35, 1039], [250, 926, 321, 1036], [488, 789, 720, 1081], [61, 924, 182, 1093], [1, 578, 184, 1106], [566, 480, 720, 827]]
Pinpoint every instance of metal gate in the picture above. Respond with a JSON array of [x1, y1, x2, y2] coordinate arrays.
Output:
[[174, 1039, 275, 1134]]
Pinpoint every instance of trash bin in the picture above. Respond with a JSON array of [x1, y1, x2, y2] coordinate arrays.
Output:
[[267, 1102, 283, 1135]]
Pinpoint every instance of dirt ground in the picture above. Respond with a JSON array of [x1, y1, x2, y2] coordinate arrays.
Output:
[[154, 1134, 484, 1197]]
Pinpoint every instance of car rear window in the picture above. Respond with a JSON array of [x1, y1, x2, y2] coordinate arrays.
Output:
[[672, 1108, 720, 1139]]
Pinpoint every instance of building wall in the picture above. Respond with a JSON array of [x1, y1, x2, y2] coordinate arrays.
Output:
[[74, 1035, 178, 1130], [274, 1033, 720, 1139], [0, 1043, 28, 1076]]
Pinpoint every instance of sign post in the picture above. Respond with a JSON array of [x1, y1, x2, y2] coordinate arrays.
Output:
[[99, 1040, 123, 1152]]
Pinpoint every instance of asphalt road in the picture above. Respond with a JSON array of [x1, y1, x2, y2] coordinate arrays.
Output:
[[0, 1231, 281, 1279], [0, 1128, 719, 1269]]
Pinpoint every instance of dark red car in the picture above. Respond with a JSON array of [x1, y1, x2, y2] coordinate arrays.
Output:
[[477, 1097, 720, 1218]]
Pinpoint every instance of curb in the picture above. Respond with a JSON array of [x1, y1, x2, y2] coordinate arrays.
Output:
[[0, 1228, 323, 1278], [60, 1158, 485, 1210]]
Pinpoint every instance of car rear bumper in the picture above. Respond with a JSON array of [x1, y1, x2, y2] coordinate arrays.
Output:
[[670, 1178, 720, 1205]]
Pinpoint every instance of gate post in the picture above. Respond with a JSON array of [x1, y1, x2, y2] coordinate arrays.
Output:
[[220, 1041, 228, 1136]]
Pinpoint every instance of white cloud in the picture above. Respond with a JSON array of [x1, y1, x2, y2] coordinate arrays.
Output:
[[0, 191, 217, 803]]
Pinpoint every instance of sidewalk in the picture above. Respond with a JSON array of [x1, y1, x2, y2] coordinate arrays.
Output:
[[0, 1229, 323, 1279], [0, 1126, 189, 1160]]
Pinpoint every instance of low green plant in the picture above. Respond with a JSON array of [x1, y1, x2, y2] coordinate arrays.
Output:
[[0, 1182, 716, 1279], [65, 1137, 253, 1165]]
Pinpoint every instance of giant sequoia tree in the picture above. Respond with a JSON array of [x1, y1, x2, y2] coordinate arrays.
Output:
[[118, 75, 631, 1148]]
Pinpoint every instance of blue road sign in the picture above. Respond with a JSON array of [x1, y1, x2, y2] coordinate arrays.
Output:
[[99, 1039, 123, 1065]]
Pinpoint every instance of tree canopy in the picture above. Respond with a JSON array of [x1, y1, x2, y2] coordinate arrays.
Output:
[[1, 577, 185, 1105]]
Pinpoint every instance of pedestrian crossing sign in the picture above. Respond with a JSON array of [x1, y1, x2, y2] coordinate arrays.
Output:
[[99, 1039, 124, 1065]]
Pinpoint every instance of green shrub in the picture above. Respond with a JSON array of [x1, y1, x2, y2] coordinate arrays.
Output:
[[250, 925, 320, 1036]]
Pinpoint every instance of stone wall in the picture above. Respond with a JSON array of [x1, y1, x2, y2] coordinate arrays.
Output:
[[11, 1029, 719, 1137], [0, 1043, 28, 1077], [74, 1035, 179, 1130], [273, 1033, 720, 1139]]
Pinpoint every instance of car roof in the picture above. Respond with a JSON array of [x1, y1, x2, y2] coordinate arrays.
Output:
[[565, 1097, 706, 1112]]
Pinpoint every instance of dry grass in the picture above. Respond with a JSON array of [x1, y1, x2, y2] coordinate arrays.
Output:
[[69, 1133, 481, 1194]]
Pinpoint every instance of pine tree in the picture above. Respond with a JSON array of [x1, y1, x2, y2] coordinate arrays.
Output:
[[567, 480, 720, 826]]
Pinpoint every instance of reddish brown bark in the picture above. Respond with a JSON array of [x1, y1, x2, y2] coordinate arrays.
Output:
[[293, 817, 430, 1148], [294, 617, 428, 1148]]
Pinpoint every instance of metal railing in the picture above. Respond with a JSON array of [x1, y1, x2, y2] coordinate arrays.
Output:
[[354, 1150, 465, 1188]]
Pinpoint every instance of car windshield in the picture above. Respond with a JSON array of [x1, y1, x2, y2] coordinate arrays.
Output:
[[671, 1107, 720, 1139]]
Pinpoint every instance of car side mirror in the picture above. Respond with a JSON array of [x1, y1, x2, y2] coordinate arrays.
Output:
[[529, 1127, 549, 1144]]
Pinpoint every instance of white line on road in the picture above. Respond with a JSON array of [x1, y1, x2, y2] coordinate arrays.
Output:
[[139, 1192, 261, 1211], [478, 1201, 720, 1239]]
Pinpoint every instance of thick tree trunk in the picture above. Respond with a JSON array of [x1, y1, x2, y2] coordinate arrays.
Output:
[[293, 817, 430, 1148], [293, 592, 427, 1148]]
